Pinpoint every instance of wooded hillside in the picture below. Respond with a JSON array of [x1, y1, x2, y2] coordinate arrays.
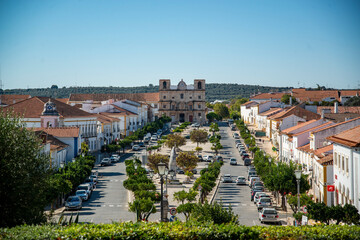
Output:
[[1, 84, 291, 102]]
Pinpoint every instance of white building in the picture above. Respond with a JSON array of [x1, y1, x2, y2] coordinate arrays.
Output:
[[328, 126, 360, 210]]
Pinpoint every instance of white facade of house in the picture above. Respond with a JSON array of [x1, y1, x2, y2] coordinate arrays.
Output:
[[50, 148, 68, 169], [333, 145, 360, 209], [240, 102, 259, 124], [313, 158, 334, 206]]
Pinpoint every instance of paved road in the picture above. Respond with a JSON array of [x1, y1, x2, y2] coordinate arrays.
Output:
[[214, 121, 286, 226]]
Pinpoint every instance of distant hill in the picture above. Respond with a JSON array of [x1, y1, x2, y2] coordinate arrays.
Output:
[[1, 84, 291, 102]]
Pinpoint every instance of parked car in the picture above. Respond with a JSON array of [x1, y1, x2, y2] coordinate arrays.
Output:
[[249, 176, 260, 187], [65, 196, 82, 210], [251, 186, 265, 196], [151, 135, 158, 142], [191, 169, 197, 174], [223, 174, 232, 183], [252, 181, 264, 189], [110, 155, 118, 163], [132, 145, 140, 151], [215, 155, 223, 162], [90, 174, 98, 183], [257, 197, 272, 210], [235, 140, 241, 145], [244, 158, 252, 166], [143, 136, 150, 144], [203, 155, 213, 162], [247, 166, 256, 172], [77, 183, 92, 197], [248, 171, 257, 180], [101, 158, 111, 166], [230, 158, 237, 165], [254, 192, 268, 205], [231, 125, 237, 131], [251, 188, 264, 201], [233, 133, 240, 139], [84, 178, 96, 190], [111, 154, 120, 162], [197, 155, 203, 162], [176, 168, 185, 174], [242, 154, 250, 160], [236, 176, 247, 185], [137, 141, 145, 147], [191, 123, 200, 128], [259, 208, 280, 224], [240, 150, 247, 156], [76, 190, 89, 201]]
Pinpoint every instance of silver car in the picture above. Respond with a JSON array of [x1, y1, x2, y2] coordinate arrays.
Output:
[[223, 174, 232, 183], [236, 176, 247, 185], [257, 197, 272, 210], [259, 208, 280, 224], [254, 192, 269, 205], [65, 196, 82, 210], [76, 190, 88, 201]]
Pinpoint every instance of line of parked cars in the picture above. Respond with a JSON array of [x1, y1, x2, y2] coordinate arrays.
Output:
[[65, 171, 98, 211], [247, 166, 281, 225]]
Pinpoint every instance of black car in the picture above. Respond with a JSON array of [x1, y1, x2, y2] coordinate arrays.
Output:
[[176, 168, 185, 174], [197, 155, 203, 162], [137, 142, 145, 147]]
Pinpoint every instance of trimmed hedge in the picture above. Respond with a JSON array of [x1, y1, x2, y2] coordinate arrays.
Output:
[[1, 222, 360, 240]]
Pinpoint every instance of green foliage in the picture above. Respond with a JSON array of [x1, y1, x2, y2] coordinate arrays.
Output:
[[177, 203, 197, 221], [281, 94, 298, 105], [230, 111, 240, 120], [189, 201, 239, 225], [190, 129, 208, 147], [129, 198, 156, 221], [209, 122, 220, 134], [146, 153, 169, 173], [213, 103, 230, 119], [287, 193, 314, 213], [0, 111, 52, 227], [2, 222, 360, 239], [344, 96, 360, 106], [165, 133, 186, 149], [206, 112, 220, 122], [193, 162, 222, 203], [176, 152, 198, 172]]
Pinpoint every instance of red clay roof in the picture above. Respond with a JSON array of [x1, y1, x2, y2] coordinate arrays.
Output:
[[317, 106, 360, 114], [241, 101, 258, 107], [292, 88, 340, 102], [0, 94, 31, 105], [3, 96, 96, 118], [111, 105, 138, 115], [317, 154, 333, 166], [327, 125, 360, 147], [314, 144, 333, 157], [33, 127, 80, 138], [251, 92, 287, 100], [69, 93, 160, 103], [97, 113, 119, 123], [268, 106, 321, 121], [293, 122, 334, 137], [259, 108, 283, 116], [281, 119, 318, 134], [56, 98, 69, 104], [312, 116, 360, 134], [297, 143, 311, 152]]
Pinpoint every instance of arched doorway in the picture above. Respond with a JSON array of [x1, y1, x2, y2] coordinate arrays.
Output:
[[179, 113, 185, 122]]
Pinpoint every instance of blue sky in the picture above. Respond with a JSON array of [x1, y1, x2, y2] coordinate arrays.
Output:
[[0, 0, 359, 89]]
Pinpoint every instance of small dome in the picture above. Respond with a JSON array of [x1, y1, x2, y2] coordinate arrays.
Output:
[[42, 99, 59, 116]]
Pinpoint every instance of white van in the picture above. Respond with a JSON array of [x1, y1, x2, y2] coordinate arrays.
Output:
[[249, 177, 260, 188]]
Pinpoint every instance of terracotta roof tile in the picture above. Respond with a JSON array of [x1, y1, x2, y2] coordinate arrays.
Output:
[[56, 98, 69, 104], [268, 106, 320, 121], [251, 92, 287, 100], [314, 144, 333, 157], [97, 113, 118, 123], [297, 143, 311, 152], [241, 101, 258, 107], [2, 97, 96, 118], [33, 127, 80, 138], [312, 116, 360, 134], [292, 88, 340, 102], [259, 108, 283, 116], [327, 125, 360, 147], [317, 154, 333, 165], [69, 93, 160, 103], [281, 119, 318, 134], [324, 113, 360, 123], [293, 122, 334, 137], [0, 94, 31, 105], [111, 105, 138, 115], [317, 106, 360, 114]]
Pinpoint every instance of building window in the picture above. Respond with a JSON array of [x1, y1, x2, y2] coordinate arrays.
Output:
[[180, 93, 184, 99], [154, 104, 158, 108], [198, 113, 201, 117], [172, 97, 174, 99], [198, 82, 202, 89], [171, 105, 175, 110], [342, 156, 345, 172], [198, 95, 201, 99], [190, 96, 192, 99], [198, 104, 201, 109], [189, 105, 192, 110], [163, 105, 166, 109], [163, 95, 166, 99], [163, 81, 167, 89], [346, 157, 349, 173]]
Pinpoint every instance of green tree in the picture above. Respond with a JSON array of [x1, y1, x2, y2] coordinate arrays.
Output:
[[281, 94, 297, 105], [213, 103, 229, 119], [189, 201, 239, 224], [343, 204, 360, 225], [206, 112, 220, 123], [344, 96, 360, 106], [173, 189, 198, 204], [146, 154, 169, 173], [165, 133, 186, 150], [177, 202, 196, 221], [209, 122, 220, 136], [129, 198, 156, 221], [176, 152, 198, 172], [0, 111, 52, 227], [190, 129, 208, 147], [307, 202, 332, 224], [287, 193, 313, 213], [81, 142, 89, 156], [230, 111, 240, 120]]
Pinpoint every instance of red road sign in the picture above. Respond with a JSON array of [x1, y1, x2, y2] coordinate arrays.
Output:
[[170, 208, 177, 216], [327, 185, 335, 192]]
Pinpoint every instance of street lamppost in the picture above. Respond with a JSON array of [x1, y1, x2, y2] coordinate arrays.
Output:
[[157, 161, 166, 222], [295, 169, 302, 213]]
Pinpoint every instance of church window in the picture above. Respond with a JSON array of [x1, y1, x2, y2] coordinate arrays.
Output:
[[198, 82, 202, 89]]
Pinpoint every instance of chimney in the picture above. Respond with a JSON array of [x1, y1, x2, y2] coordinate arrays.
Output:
[[334, 102, 338, 113], [321, 109, 325, 119], [289, 96, 293, 105]]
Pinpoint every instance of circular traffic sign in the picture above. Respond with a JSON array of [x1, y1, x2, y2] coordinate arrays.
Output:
[[302, 206, 308, 214], [170, 207, 177, 216]]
